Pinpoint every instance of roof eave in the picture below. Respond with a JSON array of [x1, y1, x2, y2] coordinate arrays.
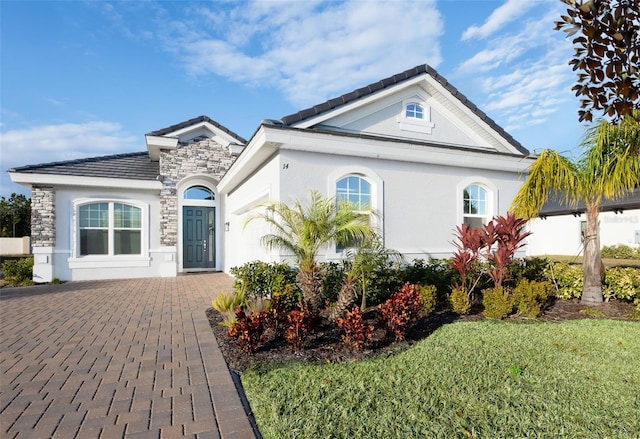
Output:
[[145, 135, 179, 161], [8, 171, 162, 190]]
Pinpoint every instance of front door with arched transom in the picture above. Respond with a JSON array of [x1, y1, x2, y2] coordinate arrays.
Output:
[[182, 185, 216, 270]]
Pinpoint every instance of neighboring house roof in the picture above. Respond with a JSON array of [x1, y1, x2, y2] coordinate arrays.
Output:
[[9, 152, 159, 180], [280, 64, 529, 156], [146, 115, 247, 144], [540, 188, 640, 217]]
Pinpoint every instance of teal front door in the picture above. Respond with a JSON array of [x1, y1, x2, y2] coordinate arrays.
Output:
[[183, 206, 216, 269]]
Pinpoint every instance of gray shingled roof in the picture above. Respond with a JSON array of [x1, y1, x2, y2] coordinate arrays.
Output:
[[260, 121, 528, 159], [540, 188, 640, 217], [9, 152, 159, 180], [280, 64, 529, 156], [146, 115, 247, 144]]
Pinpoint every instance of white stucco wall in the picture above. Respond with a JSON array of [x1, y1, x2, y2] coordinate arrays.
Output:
[[328, 84, 485, 150], [527, 209, 640, 256], [278, 149, 524, 261], [222, 142, 526, 271], [44, 186, 166, 281], [223, 154, 281, 271]]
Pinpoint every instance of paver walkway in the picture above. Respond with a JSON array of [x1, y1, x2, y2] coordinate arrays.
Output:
[[0, 273, 257, 438]]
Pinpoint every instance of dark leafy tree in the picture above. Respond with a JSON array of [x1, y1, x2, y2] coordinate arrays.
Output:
[[555, 0, 640, 122], [0, 194, 31, 237]]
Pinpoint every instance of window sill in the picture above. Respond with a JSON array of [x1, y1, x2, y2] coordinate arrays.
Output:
[[398, 120, 435, 134], [68, 256, 151, 269]]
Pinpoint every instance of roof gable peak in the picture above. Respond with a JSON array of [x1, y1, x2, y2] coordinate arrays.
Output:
[[146, 115, 247, 143], [280, 64, 528, 156], [145, 115, 247, 160]]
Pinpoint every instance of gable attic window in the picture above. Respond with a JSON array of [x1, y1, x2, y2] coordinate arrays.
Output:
[[405, 103, 424, 119], [398, 97, 435, 134], [78, 201, 142, 256]]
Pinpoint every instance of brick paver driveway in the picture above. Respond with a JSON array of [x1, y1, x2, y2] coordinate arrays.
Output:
[[0, 273, 257, 438]]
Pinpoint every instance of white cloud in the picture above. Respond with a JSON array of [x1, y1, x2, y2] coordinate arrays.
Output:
[[162, 0, 444, 107], [45, 97, 68, 107], [0, 121, 140, 170], [455, 2, 575, 134], [461, 0, 535, 41]]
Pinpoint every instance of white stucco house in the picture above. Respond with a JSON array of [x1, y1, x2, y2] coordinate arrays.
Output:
[[9, 65, 535, 283], [527, 189, 640, 257]]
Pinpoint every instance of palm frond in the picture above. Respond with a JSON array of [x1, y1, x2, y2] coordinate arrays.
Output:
[[510, 149, 579, 218], [581, 113, 640, 200], [244, 189, 377, 271]]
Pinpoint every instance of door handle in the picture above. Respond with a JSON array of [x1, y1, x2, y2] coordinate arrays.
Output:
[[203, 239, 207, 250]]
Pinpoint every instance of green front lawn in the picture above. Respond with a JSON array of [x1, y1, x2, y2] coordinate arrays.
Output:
[[242, 319, 640, 438]]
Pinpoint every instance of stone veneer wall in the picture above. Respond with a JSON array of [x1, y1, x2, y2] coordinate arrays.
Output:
[[159, 139, 237, 246], [31, 185, 55, 247]]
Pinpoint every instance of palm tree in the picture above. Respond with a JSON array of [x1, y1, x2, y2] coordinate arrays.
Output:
[[246, 190, 374, 313], [511, 113, 640, 304], [329, 233, 403, 321]]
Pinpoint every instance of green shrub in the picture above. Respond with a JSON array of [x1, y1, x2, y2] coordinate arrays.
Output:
[[1, 257, 34, 286], [631, 300, 640, 319], [230, 261, 299, 298], [320, 261, 347, 304], [482, 286, 514, 320], [509, 257, 550, 284], [270, 284, 302, 312], [365, 261, 403, 306], [449, 286, 471, 315], [401, 259, 457, 303], [544, 262, 583, 299], [603, 267, 640, 302], [512, 279, 551, 318], [601, 244, 638, 260], [419, 284, 437, 314]]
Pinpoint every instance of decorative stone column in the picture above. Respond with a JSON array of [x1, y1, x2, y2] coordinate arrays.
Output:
[[158, 139, 236, 246], [159, 180, 178, 247], [30, 185, 55, 282], [158, 138, 237, 273]]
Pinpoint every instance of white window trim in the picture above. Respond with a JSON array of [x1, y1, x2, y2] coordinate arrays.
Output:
[[68, 198, 150, 268], [456, 177, 498, 227], [327, 166, 384, 259], [397, 96, 435, 134]]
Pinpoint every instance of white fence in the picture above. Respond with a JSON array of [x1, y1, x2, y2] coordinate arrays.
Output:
[[0, 237, 31, 255]]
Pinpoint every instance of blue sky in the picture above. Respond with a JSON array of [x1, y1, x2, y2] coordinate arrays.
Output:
[[1, 0, 588, 198]]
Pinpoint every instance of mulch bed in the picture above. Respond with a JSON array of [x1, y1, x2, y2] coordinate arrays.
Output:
[[207, 299, 638, 374]]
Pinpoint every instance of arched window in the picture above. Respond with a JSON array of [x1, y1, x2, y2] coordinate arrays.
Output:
[[463, 184, 488, 229], [184, 186, 215, 200], [336, 175, 371, 210], [405, 103, 424, 120], [79, 202, 142, 255]]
